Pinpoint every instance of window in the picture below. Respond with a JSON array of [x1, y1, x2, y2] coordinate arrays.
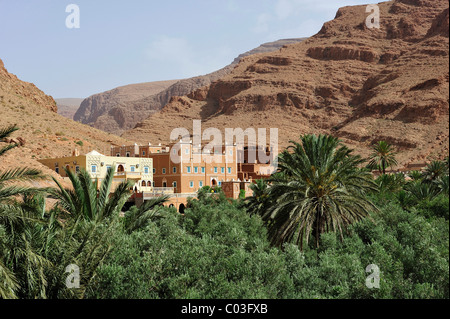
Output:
[[152, 181, 155, 187], [187, 166, 191, 173], [144, 166, 149, 174], [55, 167, 59, 174], [76, 166, 80, 172], [116, 153, 120, 157], [106, 165, 112, 171], [130, 166, 135, 172], [185, 148, 189, 154], [221, 167, 225, 174], [228, 167, 232, 174], [162, 168, 166, 174], [142, 151, 146, 156], [91, 165, 97, 173], [173, 167, 177, 174], [189, 181, 194, 188], [201, 167, 205, 173], [219, 181, 222, 186], [126, 152, 130, 157], [194, 167, 198, 173], [173, 181, 177, 188], [229, 150, 233, 155], [153, 168, 156, 174], [199, 181, 203, 187], [214, 167, 218, 174]]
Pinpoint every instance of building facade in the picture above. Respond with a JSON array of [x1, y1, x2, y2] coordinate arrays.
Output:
[[39, 150, 154, 193], [139, 139, 239, 194], [110, 144, 140, 158]]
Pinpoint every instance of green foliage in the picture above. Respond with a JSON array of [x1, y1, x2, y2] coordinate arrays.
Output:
[[243, 179, 271, 216], [86, 191, 448, 299], [196, 185, 226, 203], [376, 173, 406, 193], [0, 126, 448, 299], [259, 134, 378, 249], [422, 160, 448, 184], [367, 141, 398, 174]]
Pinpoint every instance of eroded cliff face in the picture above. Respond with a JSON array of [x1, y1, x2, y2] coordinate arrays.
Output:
[[72, 38, 306, 135], [123, 0, 449, 166], [0, 58, 131, 182], [0, 58, 57, 113]]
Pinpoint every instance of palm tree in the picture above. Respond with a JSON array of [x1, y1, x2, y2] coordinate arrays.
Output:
[[404, 180, 440, 201], [244, 179, 271, 216], [376, 172, 406, 193], [0, 125, 19, 156], [0, 125, 50, 299], [0, 125, 46, 202], [48, 167, 167, 298], [51, 167, 133, 222], [408, 170, 423, 182], [422, 160, 447, 184], [46, 167, 134, 298], [367, 141, 398, 175], [0, 194, 61, 299], [123, 195, 169, 234], [261, 134, 378, 250]]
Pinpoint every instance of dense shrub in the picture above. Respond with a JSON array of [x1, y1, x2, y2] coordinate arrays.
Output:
[[87, 191, 449, 299]]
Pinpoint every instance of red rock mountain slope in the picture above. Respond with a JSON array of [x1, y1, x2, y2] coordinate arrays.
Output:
[[123, 0, 449, 167], [74, 38, 306, 135], [0, 58, 131, 182]]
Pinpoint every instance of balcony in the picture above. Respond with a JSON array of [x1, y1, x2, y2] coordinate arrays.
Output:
[[114, 171, 142, 180]]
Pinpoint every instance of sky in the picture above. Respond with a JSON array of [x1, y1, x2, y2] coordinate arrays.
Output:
[[0, 0, 373, 99]]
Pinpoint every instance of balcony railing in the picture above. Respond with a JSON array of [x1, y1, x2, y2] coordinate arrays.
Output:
[[114, 172, 142, 179]]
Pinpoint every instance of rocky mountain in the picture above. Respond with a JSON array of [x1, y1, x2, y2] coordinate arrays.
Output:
[[0, 58, 132, 181], [73, 38, 306, 135], [56, 98, 84, 120], [123, 0, 449, 167], [0, 59, 57, 113]]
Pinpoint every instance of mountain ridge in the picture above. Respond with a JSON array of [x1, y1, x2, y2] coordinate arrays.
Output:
[[73, 38, 306, 134], [122, 0, 449, 167]]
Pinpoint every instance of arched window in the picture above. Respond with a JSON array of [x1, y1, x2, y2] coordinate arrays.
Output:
[[179, 204, 186, 214], [117, 165, 125, 172], [142, 181, 147, 187]]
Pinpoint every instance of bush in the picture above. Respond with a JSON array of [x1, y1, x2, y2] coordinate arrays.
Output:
[[87, 192, 449, 299]]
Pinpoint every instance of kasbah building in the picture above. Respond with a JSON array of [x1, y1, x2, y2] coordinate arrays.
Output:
[[39, 139, 274, 214]]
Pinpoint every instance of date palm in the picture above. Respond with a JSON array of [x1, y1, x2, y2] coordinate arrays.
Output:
[[422, 160, 447, 184], [48, 167, 167, 298], [51, 167, 133, 222], [47, 167, 134, 298], [367, 141, 398, 175], [0, 125, 49, 299], [262, 134, 378, 250], [0, 125, 46, 202], [244, 179, 271, 216]]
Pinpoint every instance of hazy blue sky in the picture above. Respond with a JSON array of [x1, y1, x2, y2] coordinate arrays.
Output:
[[0, 0, 372, 99]]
